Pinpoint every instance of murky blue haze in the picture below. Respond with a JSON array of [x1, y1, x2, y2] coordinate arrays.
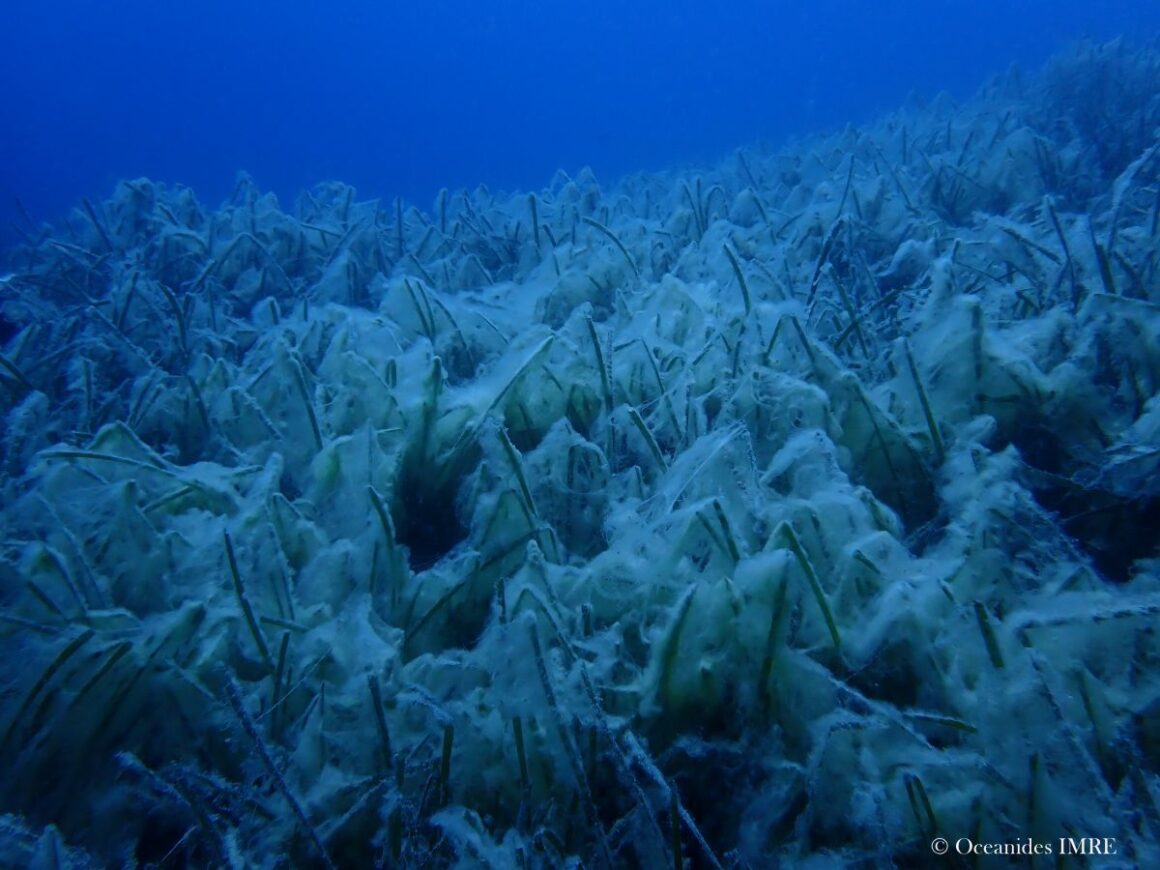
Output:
[[2, 0, 1158, 246]]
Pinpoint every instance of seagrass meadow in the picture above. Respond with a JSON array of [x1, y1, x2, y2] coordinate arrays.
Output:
[[1, 39, 1159, 868]]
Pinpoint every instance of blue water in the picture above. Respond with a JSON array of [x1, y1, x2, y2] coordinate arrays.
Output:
[[2, 0, 1158, 249]]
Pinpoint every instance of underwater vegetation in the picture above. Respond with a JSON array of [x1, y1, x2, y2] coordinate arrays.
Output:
[[1, 37, 1159, 868]]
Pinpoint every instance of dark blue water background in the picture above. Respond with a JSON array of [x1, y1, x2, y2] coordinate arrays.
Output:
[[2, 0, 1158, 250]]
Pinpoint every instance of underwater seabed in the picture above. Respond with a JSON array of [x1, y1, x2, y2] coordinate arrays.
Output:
[[1, 37, 1159, 868]]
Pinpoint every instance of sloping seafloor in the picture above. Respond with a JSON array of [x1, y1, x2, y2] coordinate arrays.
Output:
[[1, 39, 1159, 868]]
